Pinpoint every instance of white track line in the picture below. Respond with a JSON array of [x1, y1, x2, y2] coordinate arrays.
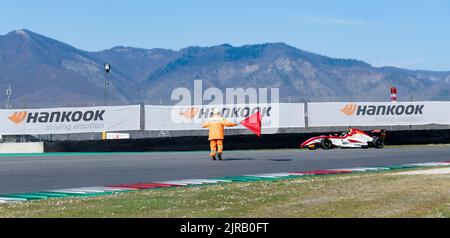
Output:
[[75, 187, 135, 192], [180, 179, 220, 184], [157, 181, 191, 186], [0, 197, 27, 202], [46, 190, 89, 194], [245, 173, 293, 178], [409, 162, 450, 167]]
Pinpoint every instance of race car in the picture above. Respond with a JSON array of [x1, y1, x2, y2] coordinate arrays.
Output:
[[301, 128, 386, 150]]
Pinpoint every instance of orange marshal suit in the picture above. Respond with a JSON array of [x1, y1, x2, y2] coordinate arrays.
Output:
[[202, 116, 237, 156]]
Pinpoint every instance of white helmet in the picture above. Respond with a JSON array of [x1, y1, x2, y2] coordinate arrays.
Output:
[[211, 108, 221, 114]]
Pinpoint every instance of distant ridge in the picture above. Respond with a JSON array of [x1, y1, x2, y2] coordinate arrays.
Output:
[[0, 29, 449, 107]]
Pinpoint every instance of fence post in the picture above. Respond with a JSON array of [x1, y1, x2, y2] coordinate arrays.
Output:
[[409, 96, 413, 129], [139, 103, 146, 139], [140, 103, 145, 131], [304, 101, 309, 129]]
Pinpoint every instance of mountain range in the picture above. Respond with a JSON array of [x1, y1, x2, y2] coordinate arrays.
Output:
[[0, 29, 449, 108]]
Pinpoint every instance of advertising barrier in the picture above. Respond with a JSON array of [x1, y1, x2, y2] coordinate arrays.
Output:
[[2, 101, 450, 137], [145, 103, 305, 131], [0, 105, 141, 135], [308, 101, 450, 127]]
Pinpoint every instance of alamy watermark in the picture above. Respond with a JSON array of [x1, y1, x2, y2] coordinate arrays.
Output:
[[169, 80, 280, 125]]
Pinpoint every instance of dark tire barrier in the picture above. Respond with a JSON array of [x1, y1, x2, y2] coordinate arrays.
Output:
[[43, 129, 450, 153]]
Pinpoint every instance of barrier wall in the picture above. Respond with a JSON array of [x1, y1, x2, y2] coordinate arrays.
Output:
[[5, 102, 450, 153], [44, 129, 450, 152], [0, 142, 44, 154]]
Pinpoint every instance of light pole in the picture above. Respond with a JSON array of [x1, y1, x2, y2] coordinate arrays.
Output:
[[104, 64, 111, 106], [5, 84, 12, 109]]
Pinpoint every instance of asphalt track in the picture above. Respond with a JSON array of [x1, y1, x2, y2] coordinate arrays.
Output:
[[1, 146, 450, 194]]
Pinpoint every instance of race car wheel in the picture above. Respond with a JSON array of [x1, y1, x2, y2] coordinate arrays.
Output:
[[372, 137, 385, 149], [321, 139, 333, 150]]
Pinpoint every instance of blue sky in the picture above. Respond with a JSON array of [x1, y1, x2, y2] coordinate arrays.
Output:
[[0, 0, 449, 71]]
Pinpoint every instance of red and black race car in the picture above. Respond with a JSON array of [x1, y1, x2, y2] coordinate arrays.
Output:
[[301, 128, 386, 150]]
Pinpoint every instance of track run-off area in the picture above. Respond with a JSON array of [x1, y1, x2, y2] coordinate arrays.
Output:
[[1, 146, 450, 195]]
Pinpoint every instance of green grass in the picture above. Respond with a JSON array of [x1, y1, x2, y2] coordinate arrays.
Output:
[[1, 168, 449, 218]]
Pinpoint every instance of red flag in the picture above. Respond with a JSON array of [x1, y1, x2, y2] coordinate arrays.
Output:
[[240, 111, 262, 137]]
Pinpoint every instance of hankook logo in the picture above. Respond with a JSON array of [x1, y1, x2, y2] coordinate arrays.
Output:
[[340, 104, 357, 116], [8, 111, 28, 124], [340, 104, 424, 116], [8, 110, 106, 124], [177, 106, 272, 120], [180, 107, 200, 119]]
